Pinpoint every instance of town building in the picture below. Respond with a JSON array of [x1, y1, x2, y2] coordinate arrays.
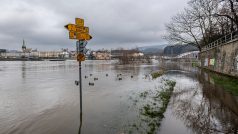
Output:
[[0, 40, 71, 60], [94, 50, 111, 60], [111, 49, 144, 59]]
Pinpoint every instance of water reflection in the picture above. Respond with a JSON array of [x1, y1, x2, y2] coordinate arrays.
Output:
[[22, 61, 26, 79], [78, 113, 82, 134], [162, 63, 238, 134]]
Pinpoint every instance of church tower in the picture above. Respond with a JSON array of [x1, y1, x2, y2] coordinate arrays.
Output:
[[22, 39, 26, 52]]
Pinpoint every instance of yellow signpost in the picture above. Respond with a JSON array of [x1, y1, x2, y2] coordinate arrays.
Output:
[[77, 53, 85, 61], [65, 24, 76, 31], [75, 18, 84, 27], [76, 27, 89, 34], [69, 31, 76, 39], [76, 33, 92, 40], [64, 18, 92, 123], [65, 19, 92, 41]]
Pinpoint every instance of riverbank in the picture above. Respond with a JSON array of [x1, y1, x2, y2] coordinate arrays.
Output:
[[200, 68, 238, 95], [200, 66, 238, 79], [0, 57, 43, 61], [162, 62, 238, 94], [159, 63, 238, 134], [0, 58, 68, 61]]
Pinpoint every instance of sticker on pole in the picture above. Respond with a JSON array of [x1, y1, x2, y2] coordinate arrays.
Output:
[[77, 53, 85, 61]]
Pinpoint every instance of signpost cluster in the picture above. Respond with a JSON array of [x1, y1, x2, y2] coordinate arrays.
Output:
[[65, 18, 92, 61], [64, 18, 92, 119]]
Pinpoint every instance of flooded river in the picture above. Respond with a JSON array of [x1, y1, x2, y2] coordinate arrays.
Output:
[[0, 61, 237, 134]]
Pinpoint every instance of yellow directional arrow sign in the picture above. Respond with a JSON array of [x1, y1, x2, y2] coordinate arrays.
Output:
[[76, 33, 92, 40], [65, 18, 92, 40], [69, 31, 76, 39], [75, 18, 84, 27], [64, 24, 76, 31], [76, 27, 89, 34]]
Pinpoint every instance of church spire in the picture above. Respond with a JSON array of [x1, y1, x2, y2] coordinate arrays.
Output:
[[22, 39, 26, 51]]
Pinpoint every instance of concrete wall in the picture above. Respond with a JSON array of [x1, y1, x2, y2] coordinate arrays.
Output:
[[200, 39, 238, 77]]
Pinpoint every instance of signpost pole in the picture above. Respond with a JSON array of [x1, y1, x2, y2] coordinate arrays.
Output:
[[77, 40, 83, 121], [79, 60, 82, 117], [65, 18, 92, 132]]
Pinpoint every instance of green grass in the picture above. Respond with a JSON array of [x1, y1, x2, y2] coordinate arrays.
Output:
[[141, 104, 164, 119], [151, 70, 165, 79], [192, 62, 199, 67], [211, 74, 238, 95], [127, 79, 176, 134]]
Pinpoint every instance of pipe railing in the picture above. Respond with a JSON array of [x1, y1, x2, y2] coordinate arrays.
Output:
[[202, 31, 238, 52]]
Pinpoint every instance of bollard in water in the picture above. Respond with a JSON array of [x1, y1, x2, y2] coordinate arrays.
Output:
[[75, 80, 79, 86], [89, 82, 94, 86], [117, 74, 122, 77]]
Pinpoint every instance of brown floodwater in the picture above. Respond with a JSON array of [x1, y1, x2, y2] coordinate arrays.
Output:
[[159, 63, 238, 134], [0, 61, 237, 134]]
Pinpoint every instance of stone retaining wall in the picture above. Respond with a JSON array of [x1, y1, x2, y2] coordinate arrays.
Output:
[[200, 39, 238, 77]]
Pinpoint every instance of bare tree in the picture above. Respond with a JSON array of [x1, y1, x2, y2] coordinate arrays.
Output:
[[164, 10, 203, 51], [165, 0, 238, 50], [215, 0, 238, 31]]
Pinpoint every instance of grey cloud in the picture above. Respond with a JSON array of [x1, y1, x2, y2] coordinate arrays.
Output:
[[0, 0, 188, 50]]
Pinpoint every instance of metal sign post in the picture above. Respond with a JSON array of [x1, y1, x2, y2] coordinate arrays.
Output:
[[79, 55, 82, 117], [64, 18, 92, 131], [76, 40, 87, 117]]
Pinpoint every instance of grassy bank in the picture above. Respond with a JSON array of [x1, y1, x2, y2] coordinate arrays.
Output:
[[127, 79, 176, 134], [151, 70, 165, 79], [211, 74, 238, 95], [201, 68, 238, 95]]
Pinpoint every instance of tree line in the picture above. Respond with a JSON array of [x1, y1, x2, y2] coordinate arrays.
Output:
[[164, 0, 238, 51]]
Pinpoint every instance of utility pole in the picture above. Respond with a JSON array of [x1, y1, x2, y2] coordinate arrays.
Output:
[[64, 18, 92, 124]]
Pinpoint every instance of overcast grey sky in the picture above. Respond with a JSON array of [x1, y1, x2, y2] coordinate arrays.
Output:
[[0, 0, 188, 51]]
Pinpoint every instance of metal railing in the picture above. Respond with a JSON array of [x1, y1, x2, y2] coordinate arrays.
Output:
[[202, 31, 238, 52]]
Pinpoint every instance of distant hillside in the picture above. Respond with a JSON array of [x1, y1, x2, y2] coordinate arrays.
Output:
[[138, 44, 168, 55], [163, 44, 199, 56]]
